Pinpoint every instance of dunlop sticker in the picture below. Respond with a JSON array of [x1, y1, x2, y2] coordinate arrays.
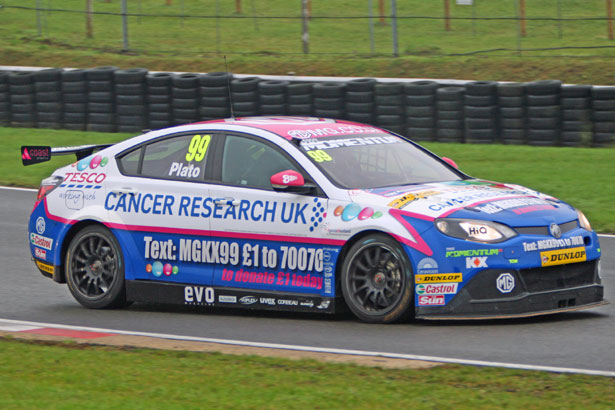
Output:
[[415, 273, 462, 284], [540, 246, 586, 267]]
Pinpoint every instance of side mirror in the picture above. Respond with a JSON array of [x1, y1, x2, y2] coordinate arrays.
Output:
[[271, 170, 315, 194], [442, 157, 459, 169]]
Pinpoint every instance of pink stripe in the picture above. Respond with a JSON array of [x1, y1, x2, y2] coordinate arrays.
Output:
[[439, 195, 533, 218], [398, 210, 435, 222], [388, 209, 433, 256], [21, 328, 113, 339], [44, 198, 78, 225], [104, 222, 345, 246]]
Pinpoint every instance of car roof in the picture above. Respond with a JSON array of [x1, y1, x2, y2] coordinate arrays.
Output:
[[194, 116, 387, 141]]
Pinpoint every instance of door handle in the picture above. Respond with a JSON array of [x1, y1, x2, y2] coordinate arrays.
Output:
[[214, 197, 239, 206]]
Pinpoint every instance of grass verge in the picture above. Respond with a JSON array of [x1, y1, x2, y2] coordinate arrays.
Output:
[[0, 337, 614, 409], [2, 127, 613, 233]]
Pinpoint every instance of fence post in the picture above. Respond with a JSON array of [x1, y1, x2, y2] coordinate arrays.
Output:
[[368, 0, 375, 53], [121, 0, 129, 50], [444, 0, 450, 31], [36, 0, 42, 36], [519, 0, 526, 37], [236, 0, 241, 14], [514, 0, 521, 54], [608, 0, 614, 40], [251, 0, 259, 32], [301, 0, 310, 54], [557, 0, 562, 39], [391, 0, 398, 56], [86, 0, 93, 39], [215, 0, 221, 53], [379, 0, 386, 25]]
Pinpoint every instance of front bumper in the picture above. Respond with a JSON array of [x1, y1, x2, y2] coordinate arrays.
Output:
[[416, 260, 607, 319]]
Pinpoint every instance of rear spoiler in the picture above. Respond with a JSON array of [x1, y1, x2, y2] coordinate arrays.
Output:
[[21, 144, 113, 166]]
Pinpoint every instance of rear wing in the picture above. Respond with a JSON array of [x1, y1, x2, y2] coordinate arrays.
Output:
[[21, 144, 113, 166]]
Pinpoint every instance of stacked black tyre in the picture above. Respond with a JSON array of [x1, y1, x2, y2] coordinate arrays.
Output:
[[287, 83, 313, 116], [525, 80, 561, 146], [464, 81, 498, 144], [0, 72, 9, 126], [435, 86, 465, 142], [405, 80, 438, 141], [258, 80, 288, 116], [231, 77, 260, 117], [560, 85, 593, 147], [591, 86, 615, 147], [34, 68, 63, 129], [62, 69, 88, 131], [199, 72, 233, 120], [374, 82, 405, 134], [172, 73, 200, 125], [114, 68, 148, 133], [497, 82, 526, 145], [86, 66, 117, 133], [146, 72, 173, 130], [344, 78, 376, 125], [313, 82, 345, 119], [8, 71, 35, 128]]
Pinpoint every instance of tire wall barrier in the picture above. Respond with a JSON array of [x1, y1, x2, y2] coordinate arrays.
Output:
[[2, 67, 614, 147]]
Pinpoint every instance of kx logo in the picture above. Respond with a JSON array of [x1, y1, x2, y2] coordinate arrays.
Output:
[[466, 256, 488, 269]]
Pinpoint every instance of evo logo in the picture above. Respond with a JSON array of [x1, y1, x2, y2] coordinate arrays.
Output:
[[184, 286, 215, 305]]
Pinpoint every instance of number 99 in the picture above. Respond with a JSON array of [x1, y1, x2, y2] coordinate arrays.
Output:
[[186, 134, 211, 162], [307, 150, 332, 163]]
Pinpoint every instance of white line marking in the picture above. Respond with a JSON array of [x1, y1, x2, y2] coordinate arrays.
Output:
[[0, 186, 37, 192], [0, 324, 42, 332], [0, 318, 613, 377]]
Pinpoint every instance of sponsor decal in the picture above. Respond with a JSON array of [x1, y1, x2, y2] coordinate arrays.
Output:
[[291, 126, 381, 140], [522, 235, 584, 252], [476, 197, 553, 215], [239, 296, 258, 305], [168, 162, 201, 178], [145, 261, 179, 277], [277, 299, 299, 306], [59, 190, 88, 210], [63, 172, 106, 184], [496, 273, 515, 293], [416, 283, 458, 295], [417, 258, 439, 275], [35, 260, 54, 275], [549, 223, 562, 239], [22, 146, 50, 165], [427, 191, 500, 212], [387, 190, 440, 209], [540, 247, 586, 267], [34, 247, 47, 260], [260, 297, 276, 306], [418, 295, 445, 306], [332, 204, 381, 222], [30, 233, 53, 251], [445, 248, 501, 258], [415, 273, 462, 283], [184, 286, 215, 305], [300, 300, 315, 308], [219, 295, 237, 303], [466, 257, 488, 269], [317, 300, 331, 309], [35, 217, 46, 234]]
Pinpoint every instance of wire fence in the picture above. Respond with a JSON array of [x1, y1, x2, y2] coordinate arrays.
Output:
[[1, 1, 614, 57]]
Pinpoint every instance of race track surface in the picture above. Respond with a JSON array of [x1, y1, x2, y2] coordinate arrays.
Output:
[[2, 187, 614, 372]]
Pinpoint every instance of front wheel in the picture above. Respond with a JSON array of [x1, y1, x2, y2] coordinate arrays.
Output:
[[341, 234, 414, 323], [65, 225, 128, 309]]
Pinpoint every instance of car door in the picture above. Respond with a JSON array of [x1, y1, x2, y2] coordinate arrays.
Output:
[[208, 133, 335, 299], [107, 131, 216, 285]]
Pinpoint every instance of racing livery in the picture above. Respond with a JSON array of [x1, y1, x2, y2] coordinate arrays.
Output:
[[24, 117, 606, 323]]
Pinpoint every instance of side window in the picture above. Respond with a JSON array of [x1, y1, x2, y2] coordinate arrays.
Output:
[[119, 134, 212, 181], [221, 135, 298, 189]]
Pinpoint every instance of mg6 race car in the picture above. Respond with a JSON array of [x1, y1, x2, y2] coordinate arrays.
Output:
[[24, 117, 606, 323]]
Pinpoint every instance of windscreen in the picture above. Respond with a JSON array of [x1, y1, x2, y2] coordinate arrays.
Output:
[[299, 133, 462, 189]]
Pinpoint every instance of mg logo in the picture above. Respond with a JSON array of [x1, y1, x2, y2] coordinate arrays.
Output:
[[36, 217, 46, 234], [496, 273, 515, 293]]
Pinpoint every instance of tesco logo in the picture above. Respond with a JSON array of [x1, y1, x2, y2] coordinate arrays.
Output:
[[64, 172, 106, 184]]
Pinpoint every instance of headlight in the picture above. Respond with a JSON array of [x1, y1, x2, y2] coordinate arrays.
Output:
[[435, 218, 517, 243], [576, 209, 592, 231]]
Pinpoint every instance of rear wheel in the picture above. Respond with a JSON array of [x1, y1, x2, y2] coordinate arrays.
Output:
[[341, 235, 414, 323], [65, 225, 128, 309]]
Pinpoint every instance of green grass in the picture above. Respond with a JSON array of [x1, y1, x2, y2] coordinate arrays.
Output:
[[1, 1, 615, 83], [1, 337, 614, 409], [2, 127, 614, 233]]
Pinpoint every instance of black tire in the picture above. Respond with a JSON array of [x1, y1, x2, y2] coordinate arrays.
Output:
[[37, 112, 62, 122], [591, 86, 615, 99], [260, 104, 286, 115], [232, 91, 258, 102], [9, 71, 34, 85], [561, 98, 590, 109], [148, 120, 172, 130], [232, 101, 258, 112], [498, 96, 524, 107], [88, 113, 114, 123], [561, 85, 591, 98], [88, 102, 114, 113], [466, 118, 496, 130], [35, 81, 61, 92], [10, 103, 34, 114], [465, 129, 495, 142], [313, 82, 345, 98], [37, 121, 61, 129], [230, 77, 260, 92], [593, 100, 615, 111], [375, 94, 403, 105], [62, 81, 87, 93], [63, 93, 87, 103], [117, 95, 146, 105], [594, 122, 615, 133], [88, 80, 112, 92], [313, 108, 344, 118], [147, 72, 174, 86], [85, 66, 118, 81], [347, 78, 376, 92], [287, 82, 312, 95], [407, 117, 435, 127], [376, 105, 404, 115], [148, 103, 171, 113], [115, 83, 145, 95], [437, 119, 464, 129], [500, 129, 526, 144], [377, 114, 403, 125], [562, 109, 590, 121], [172, 87, 198, 99], [199, 106, 229, 117], [200, 96, 229, 106], [200, 86, 228, 97], [528, 117, 559, 129], [560, 131, 586, 147], [406, 127, 435, 140], [497, 82, 525, 97], [404, 80, 438, 96], [147, 94, 171, 104], [593, 132, 615, 146], [592, 110, 615, 121], [89, 91, 113, 103], [314, 97, 344, 110], [405, 94, 435, 106], [464, 106, 497, 118], [374, 82, 404, 95], [117, 105, 146, 116], [464, 95, 496, 107], [172, 73, 200, 88], [36, 91, 62, 103], [436, 101, 463, 111], [64, 103, 87, 113], [526, 80, 562, 96], [114, 68, 147, 84], [527, 129, 558, 145], [62, 69, 87, 82], [11, 94, 35, 104], [117, 115, 147, 126], [465, 81, 497, 96], [117, 124, 145, 133], [345, 112, 373, 123], [10, 84, 35, 94], [173, 98, 198, 109], [258, 80, 288, 95], [148, 111, 172, 121], [406, 106, 434, 117], [436, 128, 464, 141], [341, 234, 413, 323], [65, 225, 128, 309], [345, 102, 373, 113], [526, 94, 559, 106], [88, 123, 116, 133], [34, 68, 62, 82], [346, 91, 373, 103], [172, 108, 199, 119], [200, 71, 233, 87], [287, 104, 313, 115], [499, 107, 524, 118], [437, 87, 464, 101], [64, 112, 87, 122], [64, 123, 86, 131], [436, 110, 463, 120], [561, 121, 588, 131], [288, 94, 312, 104], [260, 94, 285, 105], [500, 118, 524, 129], [527, 105, 559, 117]]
